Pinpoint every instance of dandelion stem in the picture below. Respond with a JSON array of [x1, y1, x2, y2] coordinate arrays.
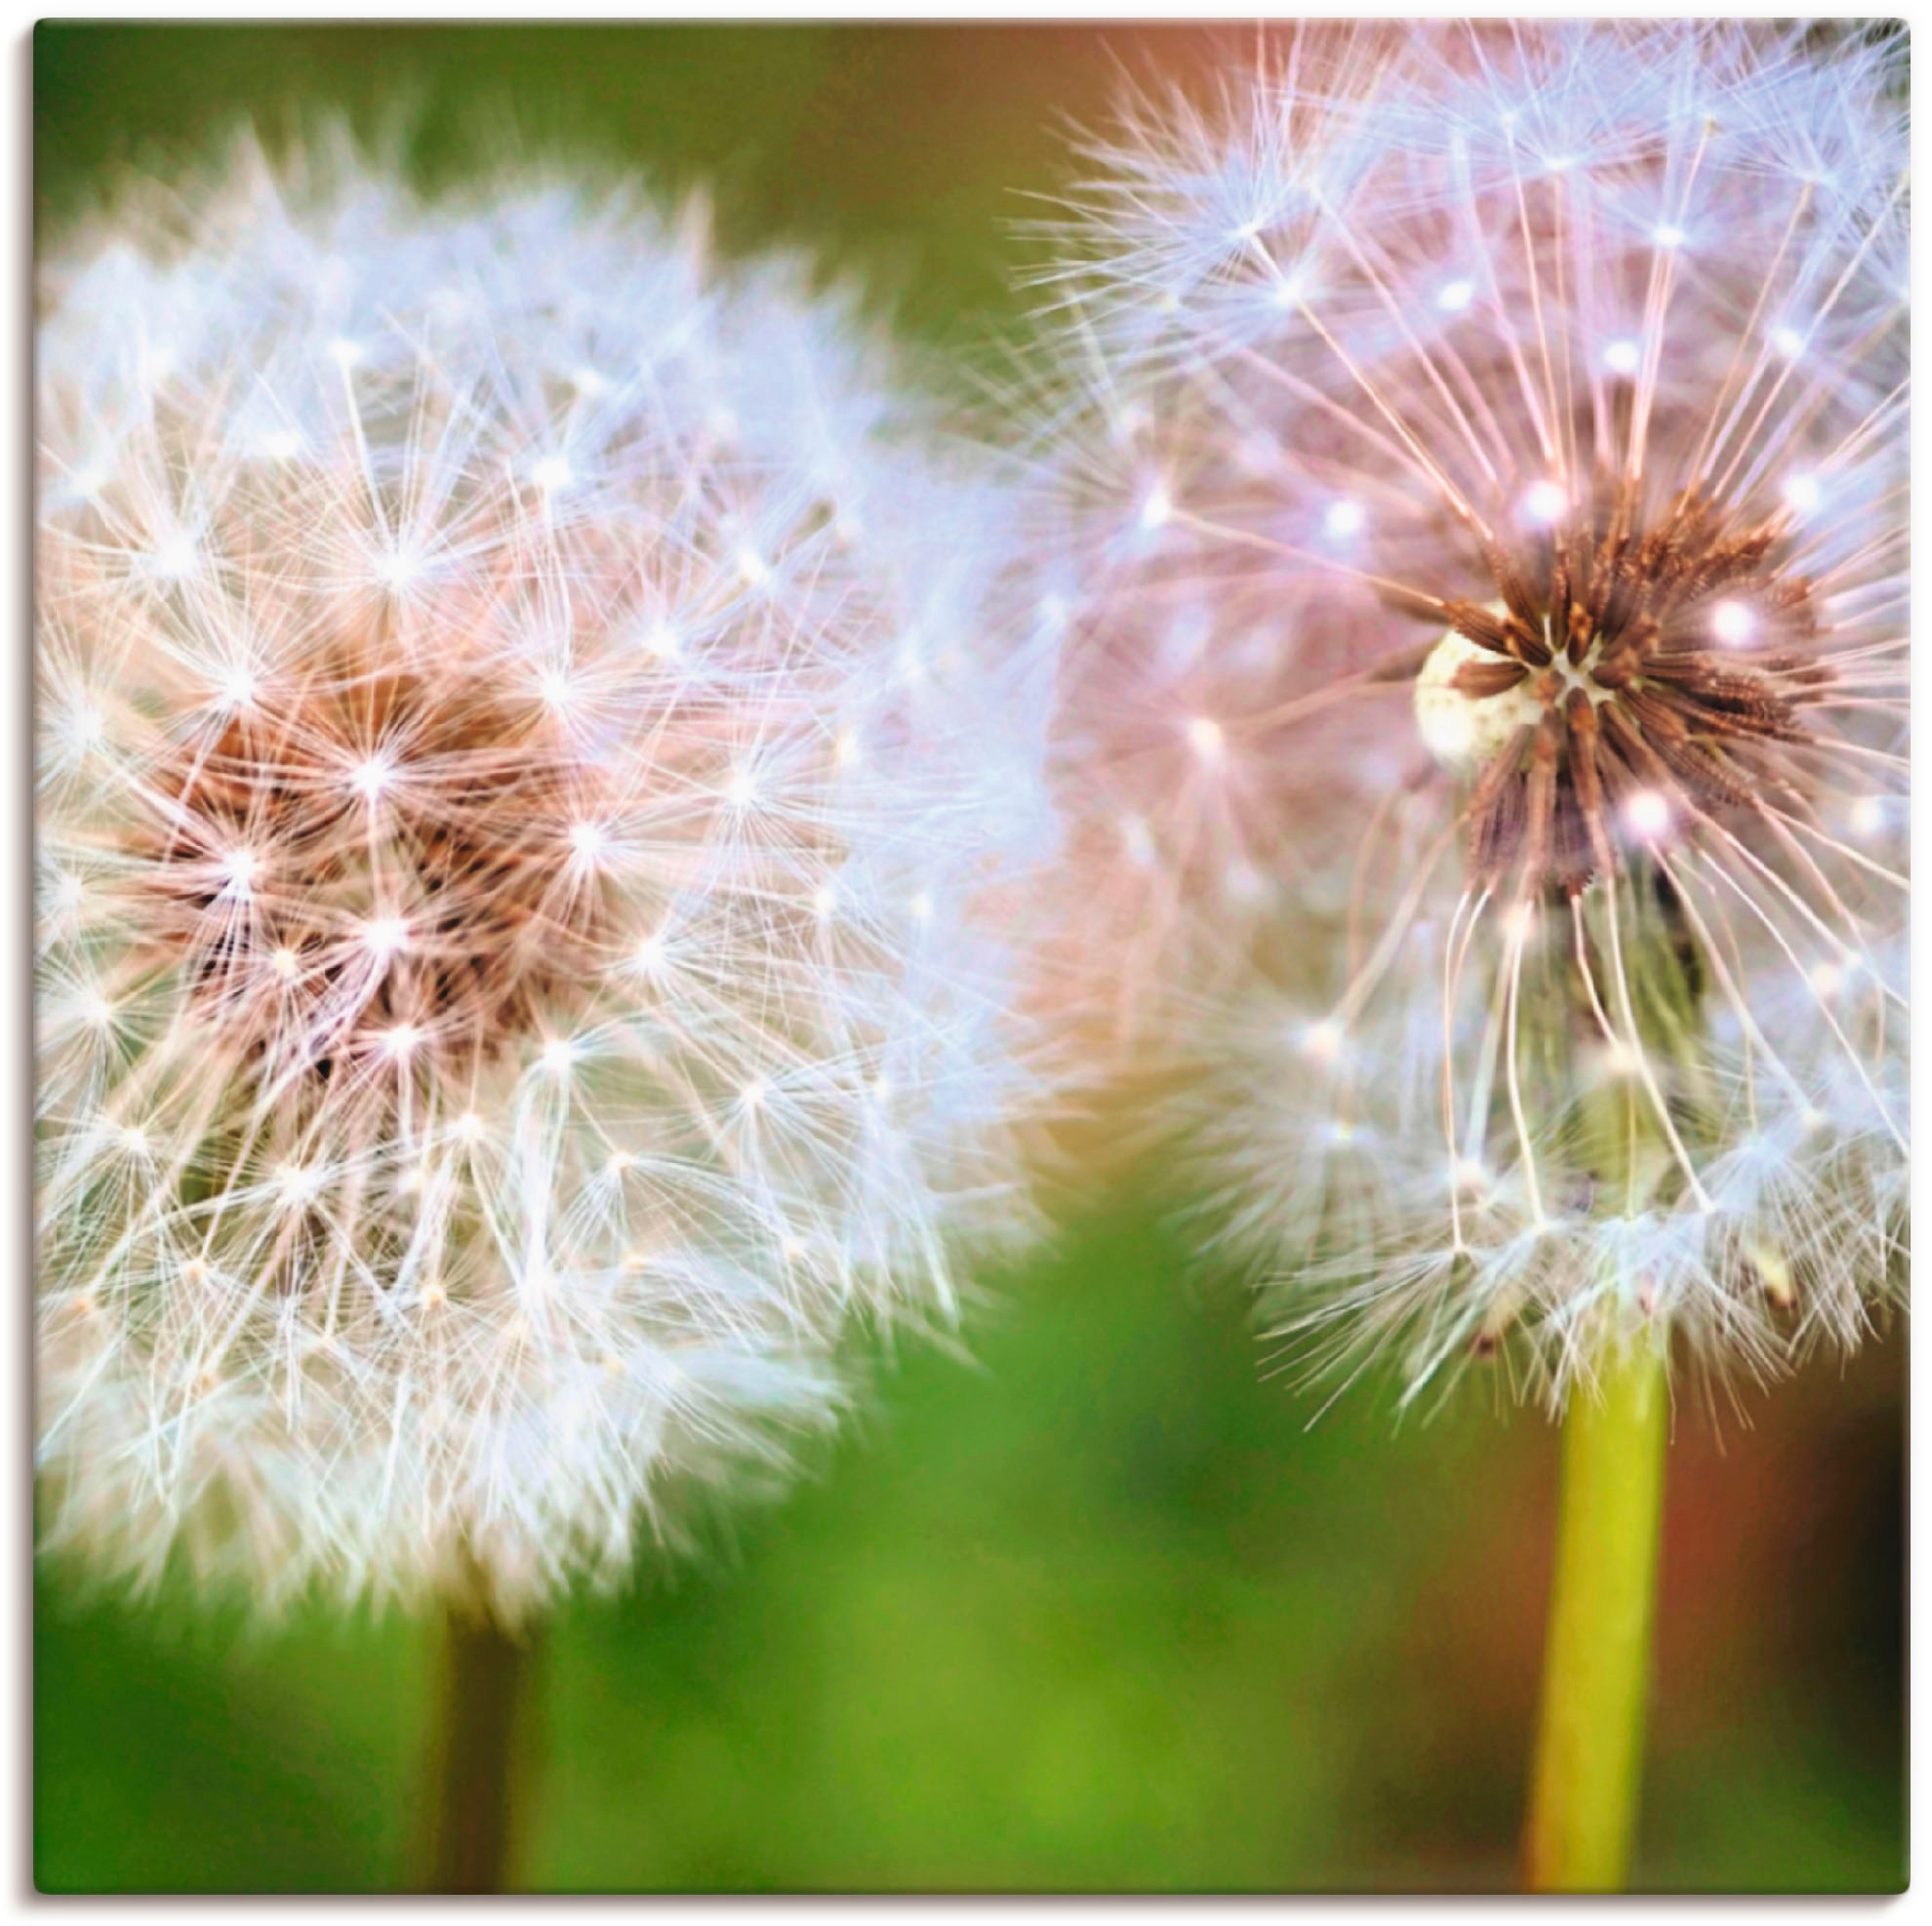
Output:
[[417, 1597, 539, 1894], [1522, 1341, 1669, 1893]]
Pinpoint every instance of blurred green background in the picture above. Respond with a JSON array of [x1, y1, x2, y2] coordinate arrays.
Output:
[[34, 23, 1906, 1895]]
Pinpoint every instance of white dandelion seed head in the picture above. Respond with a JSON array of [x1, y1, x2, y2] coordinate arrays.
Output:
[[35, 138, 1063, 1617], [1029, 21, 1908, 1401]]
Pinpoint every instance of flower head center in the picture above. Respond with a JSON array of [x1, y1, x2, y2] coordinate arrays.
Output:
[[141, 645, 612, 1076], [1415, 492, 1826, 894]]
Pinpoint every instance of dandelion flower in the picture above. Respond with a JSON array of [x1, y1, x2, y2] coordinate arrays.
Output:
[[36, 140, 1059, 1619], [1033, 20, 1908, 1405], [1028, 20, 1907, 1890]]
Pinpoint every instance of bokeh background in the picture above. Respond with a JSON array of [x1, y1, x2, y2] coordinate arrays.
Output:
[[33, 23, 1906, 1895]]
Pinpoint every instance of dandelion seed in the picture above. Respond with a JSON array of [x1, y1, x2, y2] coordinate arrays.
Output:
[[144, 533, 198, 582], [347, 756, 395, 803], [1782, 472, 1823, 515], [373, 543, 423, 592], [380, 1022, 423, 1060], [359, 916, 410, 961], [1850, 797, 1886, 839], [1709, 600, 1754, 647], [1622, 791, 1671, 842], [1303, 1021, 1345, 1065], [1519, 479, 1568, 526], [1186, 715, 1226, 763], [217, 665, 260, 711], [219, 848, 262, 896]]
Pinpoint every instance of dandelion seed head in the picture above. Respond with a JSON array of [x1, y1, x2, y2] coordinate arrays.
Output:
[[36, 138, 1061, 1616], [1032, 20, 1908, 1405]]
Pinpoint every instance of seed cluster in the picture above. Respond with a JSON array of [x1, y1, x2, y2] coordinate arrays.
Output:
[[35, 153, 1059, 1612], [1034, 19, 1907, 1403], [1438, 493, 1827, 895], [147, 639, 610, 1080]]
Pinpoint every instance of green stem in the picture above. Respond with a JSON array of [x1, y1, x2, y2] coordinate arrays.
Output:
[[1522, 1342, 1670, 1893], [416, 1597, 539, 1894]]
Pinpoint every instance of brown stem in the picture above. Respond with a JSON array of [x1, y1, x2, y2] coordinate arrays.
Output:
[[416, 1595, 539, 1894]]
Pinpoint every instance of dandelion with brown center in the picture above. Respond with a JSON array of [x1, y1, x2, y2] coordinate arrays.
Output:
[[1031, 20, 1907, 1888], [37, 139, 1060, 1889]]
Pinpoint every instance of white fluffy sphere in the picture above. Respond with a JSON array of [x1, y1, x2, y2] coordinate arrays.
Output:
[[36, 141, 1060, 1615]]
